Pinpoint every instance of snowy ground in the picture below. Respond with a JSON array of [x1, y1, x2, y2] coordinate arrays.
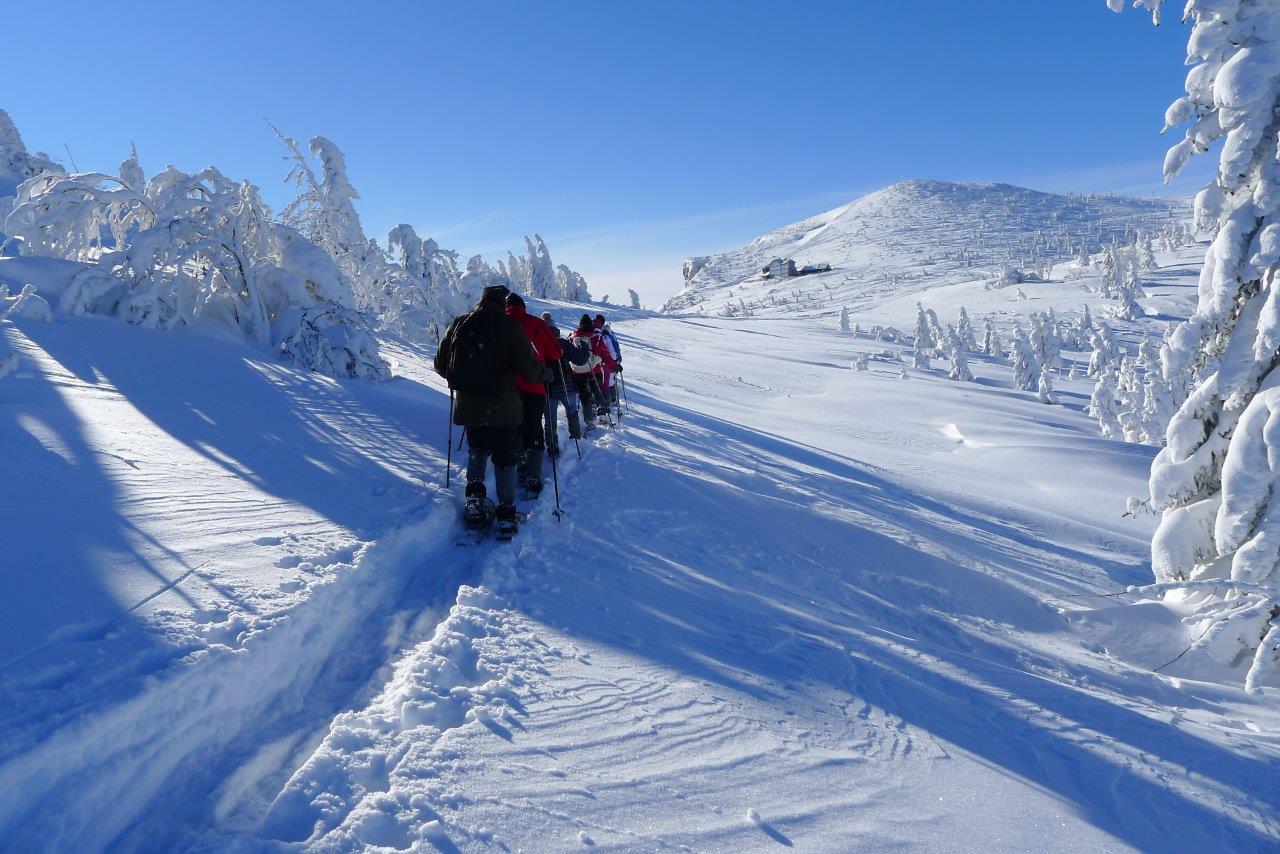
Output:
[[2, 248, 1279, 851]]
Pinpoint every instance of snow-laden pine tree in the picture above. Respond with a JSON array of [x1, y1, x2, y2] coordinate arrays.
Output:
[[1090, 364, 1125, 439], [272, 127, 382, 314], [1099, 245, 1121, 297], [981, 316, 1004, 358], [925, 308, 946, 356], [1138, 235, 1158, 272], [1010, 324, 1040, 391], [629, 289, 641, 310], [957, 307, 978, 350], [1112, 0, 1280, 688], [913, 304, 934, 352], [0, 108, 62, 226], [839, 306, 851, 333], [947, 324, 973, 381], [1038, 364, 1059, 405]]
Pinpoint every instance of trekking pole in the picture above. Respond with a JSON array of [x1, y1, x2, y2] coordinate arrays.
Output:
[[456, 426, 467, 452], [445, 389, 455, 488], [554, 362, 582, 460], [543, 393, 564, 521], [620, 373, 631, 414], [591, 374, 615, 428]]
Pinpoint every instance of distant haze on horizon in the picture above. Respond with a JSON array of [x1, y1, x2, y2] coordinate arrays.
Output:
[[8, 1, 1204, 308]]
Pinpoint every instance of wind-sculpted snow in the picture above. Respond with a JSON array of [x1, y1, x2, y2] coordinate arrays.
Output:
[[664, 179, 1187, 319]]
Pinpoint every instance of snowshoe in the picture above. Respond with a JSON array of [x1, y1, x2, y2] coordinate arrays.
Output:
[[494, 503, 525, 542]]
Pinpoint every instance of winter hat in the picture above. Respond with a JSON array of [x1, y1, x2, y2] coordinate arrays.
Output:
[[578, 313, 594, 333], [593, 314, 606, 329], [505, 292, 526, 310], [481, 284, 510, 307]]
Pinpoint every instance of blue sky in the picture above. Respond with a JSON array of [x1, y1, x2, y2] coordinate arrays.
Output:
[[9, 1, 1201, 305]]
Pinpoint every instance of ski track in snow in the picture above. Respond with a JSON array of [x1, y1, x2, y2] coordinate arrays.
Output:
[[4, 251, 1280, 851]]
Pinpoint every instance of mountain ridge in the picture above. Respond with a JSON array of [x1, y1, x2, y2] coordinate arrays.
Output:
[[664, 179, 1188, 317]]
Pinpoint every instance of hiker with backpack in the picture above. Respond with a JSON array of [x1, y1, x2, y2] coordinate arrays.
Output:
[[596, 315, 623, 406], [542, 315, 591, 453], [434, 285, 547, 538], [505, 293, 562, 498], [571, 314, 614, 424]]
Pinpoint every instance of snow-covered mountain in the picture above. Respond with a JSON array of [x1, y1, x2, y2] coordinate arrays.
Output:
[[664, 180, 1187, 317]]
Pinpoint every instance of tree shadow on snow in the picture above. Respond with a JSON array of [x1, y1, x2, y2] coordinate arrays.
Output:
[[521, 392, 1278, 850]]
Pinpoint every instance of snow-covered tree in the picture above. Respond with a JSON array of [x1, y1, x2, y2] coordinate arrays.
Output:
[[629, 288, 641, 310], [981, 316, 1004, 358], [1137, 235, 1157, 272], [957, 307, 978, 350], [6, 156, 389, 380], [272, 126, 382, 314], [913, 304, 934, 352], [1089, 364, 1124, 439], [947, 324, 973, 382], [1037, 364, 1059, 405], [1110, 0, 1280, 688], [839, 306, 850, 333], [1010, 324, 1040, 391]]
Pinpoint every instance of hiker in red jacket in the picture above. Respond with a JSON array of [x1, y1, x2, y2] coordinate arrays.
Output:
[[505, 293, 563, 497]]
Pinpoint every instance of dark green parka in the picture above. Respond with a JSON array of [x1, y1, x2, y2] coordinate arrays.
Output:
[[435, 303, 543, 427]]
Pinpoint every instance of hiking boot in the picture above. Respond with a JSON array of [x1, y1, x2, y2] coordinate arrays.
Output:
[[524, 478, 544, 500]]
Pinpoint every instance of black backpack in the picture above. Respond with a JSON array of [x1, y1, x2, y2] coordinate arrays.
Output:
[[444, 310, 505, 395]]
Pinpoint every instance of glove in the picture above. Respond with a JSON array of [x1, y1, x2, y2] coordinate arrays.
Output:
[[614, 363, 622, 373]]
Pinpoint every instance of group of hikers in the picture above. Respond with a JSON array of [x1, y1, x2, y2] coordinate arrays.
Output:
[[434, 283, 624, 539]]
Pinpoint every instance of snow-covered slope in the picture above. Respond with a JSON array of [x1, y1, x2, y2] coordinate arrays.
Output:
[[665, 180, 1186, 318], [2, 241, 1279, 850]]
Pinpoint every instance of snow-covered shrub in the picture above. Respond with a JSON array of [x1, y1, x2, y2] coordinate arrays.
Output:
[[4, 284, 52, 321], [6, 154, 389, 380], [1111, 0, 1280, 688]]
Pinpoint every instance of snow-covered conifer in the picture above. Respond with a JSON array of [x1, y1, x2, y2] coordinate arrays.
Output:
[[1010, 324, 1040, 391], [1037, 364, 1059, 405], [981, 316, 1003, 358], [1109, 0, 1280, 687], [1137, 235, 1157, 272], [957, 307, 977, 350], [629, 289, 641, 310], [839, 306, 850, 333], [913, 304, 934, 352], [946, 325, 973, 382], [1089, 365, 1124, 439]]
